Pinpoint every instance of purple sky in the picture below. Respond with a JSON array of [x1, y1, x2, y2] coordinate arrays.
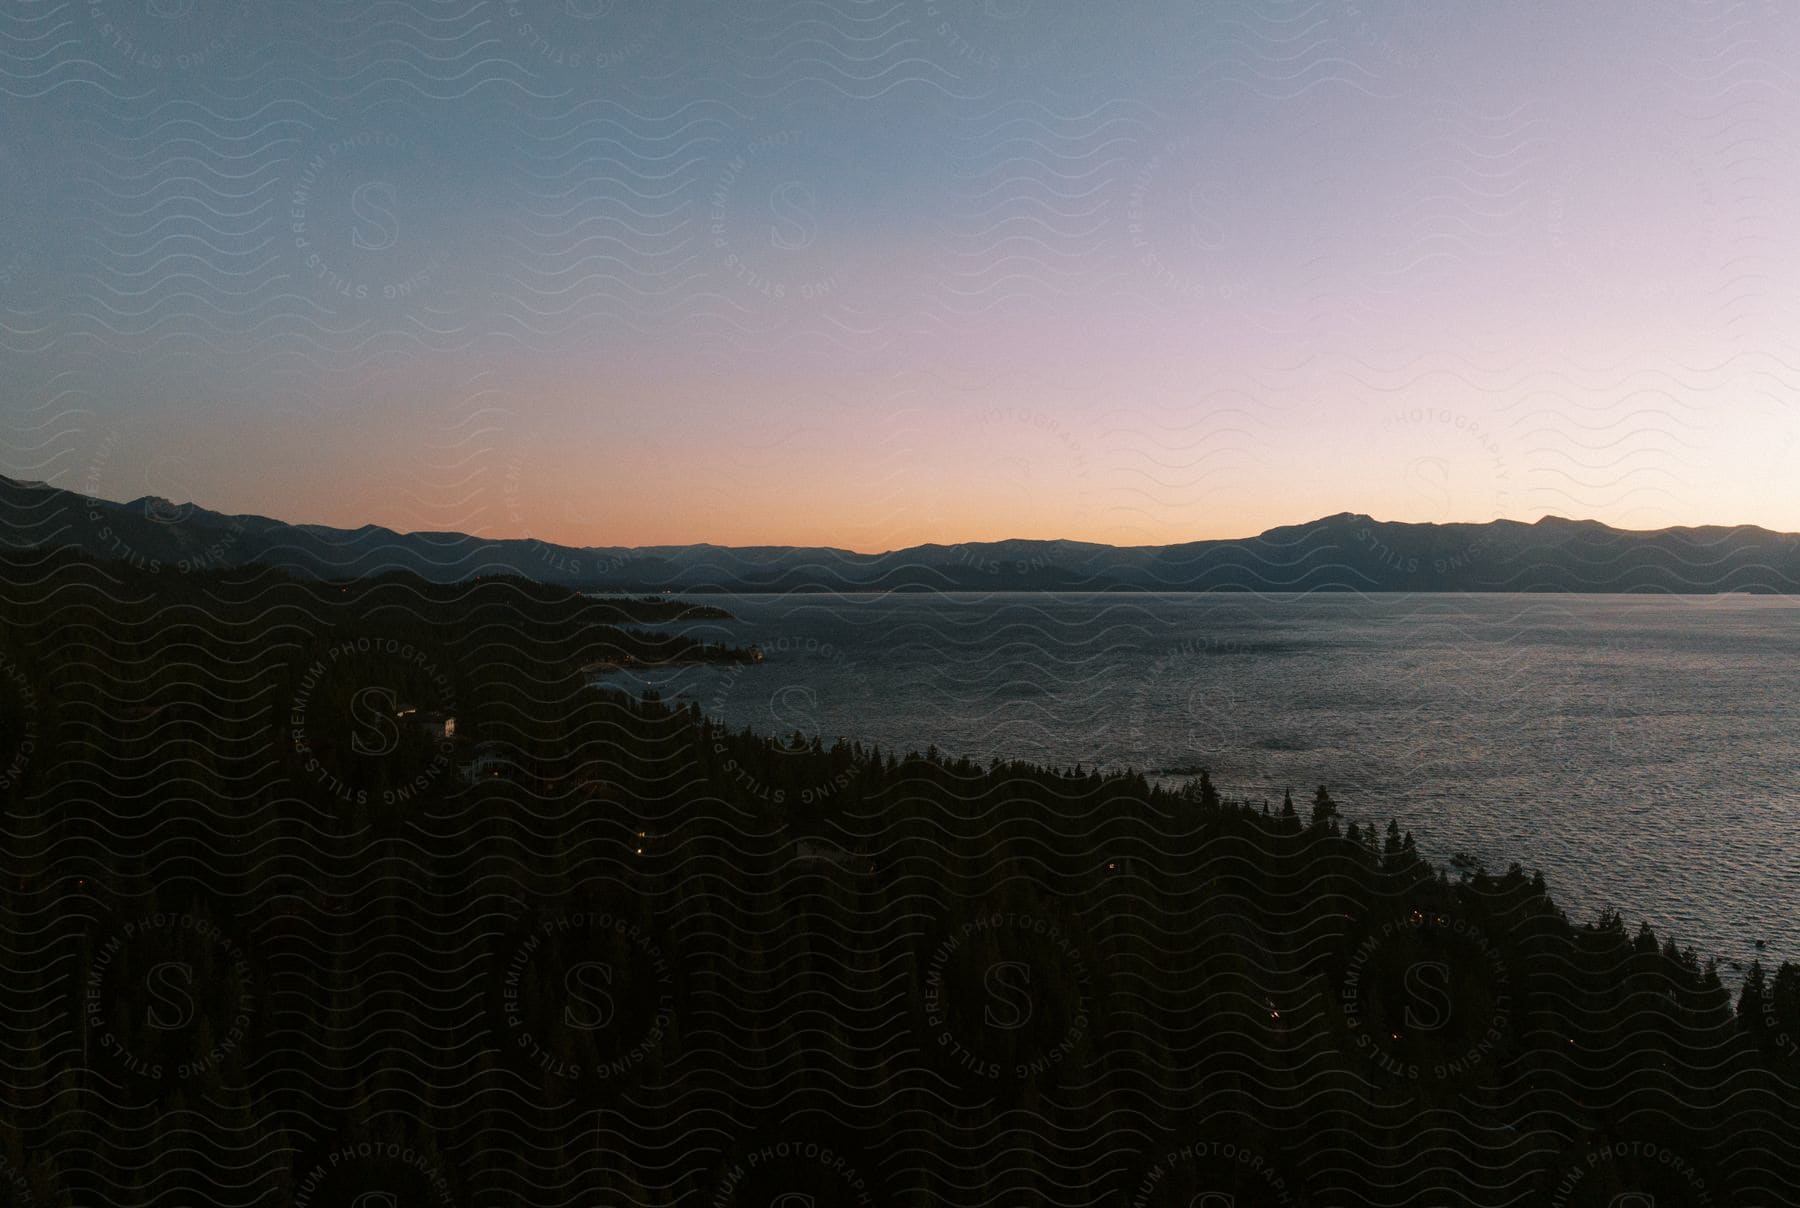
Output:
[[3, 0, 1797, 548]]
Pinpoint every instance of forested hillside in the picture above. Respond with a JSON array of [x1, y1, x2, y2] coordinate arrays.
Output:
[[0, 553, 1796, 1205]]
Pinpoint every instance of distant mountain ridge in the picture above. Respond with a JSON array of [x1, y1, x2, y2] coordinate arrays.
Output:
[[3, 474, 1797, 593]]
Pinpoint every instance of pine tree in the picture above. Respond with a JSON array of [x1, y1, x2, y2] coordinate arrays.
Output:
[[1310, 785, 1338, 828], [1739, 959, 1770, 1044]]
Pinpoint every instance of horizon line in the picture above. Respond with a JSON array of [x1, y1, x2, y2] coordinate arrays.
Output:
[[12, 475, 1799, 558]]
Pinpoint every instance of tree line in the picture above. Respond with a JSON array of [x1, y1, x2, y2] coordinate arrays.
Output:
[[0, 550, 1796, 1206]]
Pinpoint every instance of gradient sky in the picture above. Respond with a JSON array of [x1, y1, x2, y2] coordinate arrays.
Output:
[[4, 0, 1799, 550]]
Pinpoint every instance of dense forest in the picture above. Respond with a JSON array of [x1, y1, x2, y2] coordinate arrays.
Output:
[[0, 551, 1797, 1206]]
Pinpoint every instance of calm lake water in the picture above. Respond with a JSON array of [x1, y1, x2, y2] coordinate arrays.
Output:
[[609, 592, 1800, 971]]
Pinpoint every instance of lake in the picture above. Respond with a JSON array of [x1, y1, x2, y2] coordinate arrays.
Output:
[[606, 592, 1800, 972]]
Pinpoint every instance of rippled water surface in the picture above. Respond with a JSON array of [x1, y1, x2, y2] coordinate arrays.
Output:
[[611, 592, 1800, 969]]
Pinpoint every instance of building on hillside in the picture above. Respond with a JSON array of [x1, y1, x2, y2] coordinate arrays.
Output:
[[459, 742, 507, 785], [396, 706, 455, 739]]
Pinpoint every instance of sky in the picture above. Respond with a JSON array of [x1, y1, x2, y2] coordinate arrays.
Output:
[[3, 0, 1799, 551]]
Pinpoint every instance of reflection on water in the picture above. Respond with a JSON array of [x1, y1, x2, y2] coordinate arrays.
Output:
[[606, 591, 1800, 969]]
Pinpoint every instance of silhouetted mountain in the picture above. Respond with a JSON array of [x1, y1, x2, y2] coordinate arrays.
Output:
[[5, 475, 1797, 592]]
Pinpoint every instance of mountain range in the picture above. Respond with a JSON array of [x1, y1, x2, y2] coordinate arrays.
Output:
[[4, 473, 1797, 593]]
